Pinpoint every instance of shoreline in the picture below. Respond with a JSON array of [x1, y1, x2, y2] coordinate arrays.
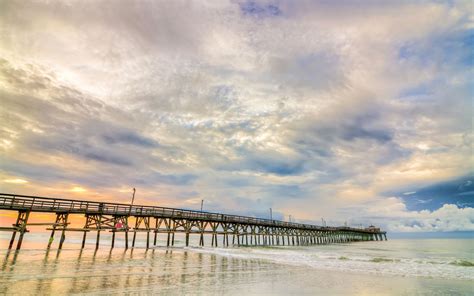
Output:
[[0, 245, 472, 295]]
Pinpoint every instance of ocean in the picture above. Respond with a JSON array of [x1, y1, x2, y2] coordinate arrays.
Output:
[[0, 233, 472, 295]]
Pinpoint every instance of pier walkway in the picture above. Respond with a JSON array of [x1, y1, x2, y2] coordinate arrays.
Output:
[[0, 193, 387, 250]]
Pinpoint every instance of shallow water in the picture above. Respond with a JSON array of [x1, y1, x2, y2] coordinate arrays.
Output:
[[0, 233, 472, 295]]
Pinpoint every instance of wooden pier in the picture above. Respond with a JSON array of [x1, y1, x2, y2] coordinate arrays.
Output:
[[0, 193, 387, 250]]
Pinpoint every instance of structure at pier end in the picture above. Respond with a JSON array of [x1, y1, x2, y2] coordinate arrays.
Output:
[[0, 193, 387, 250]]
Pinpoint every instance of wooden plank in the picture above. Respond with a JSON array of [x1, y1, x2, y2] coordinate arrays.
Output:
[[0, 227, 21, 231]]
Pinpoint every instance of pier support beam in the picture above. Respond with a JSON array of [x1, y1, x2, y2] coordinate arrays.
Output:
[[81, 230, 87, 249], [47, 213, 69, 249], [58, 213, 69, 250], [210, 222, 219, 247], [165, 219, 172, 247], [9, 210, 30, 250]]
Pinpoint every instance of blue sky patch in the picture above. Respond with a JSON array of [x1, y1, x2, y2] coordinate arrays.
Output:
[[240, 1, 282, 17], [398, 28, 474, 67], [387, 175, 474, 211]]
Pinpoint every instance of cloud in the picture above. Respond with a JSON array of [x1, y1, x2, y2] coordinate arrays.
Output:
[[333, 196, 474, 232], [101, 130, 159, 148], [0, 0, 472, 231], [379, 200, 474, 232]]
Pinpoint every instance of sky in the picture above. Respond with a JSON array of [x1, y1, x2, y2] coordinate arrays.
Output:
[[0, 0, 473, 233]]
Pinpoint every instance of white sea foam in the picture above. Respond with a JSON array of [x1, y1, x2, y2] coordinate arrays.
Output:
[[185, 240, 474, 280]]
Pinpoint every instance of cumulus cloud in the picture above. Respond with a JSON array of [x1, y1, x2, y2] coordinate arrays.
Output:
[[0, 0, 472, 230], [343, 197, 474, 232], [390, 204, 474, 232]]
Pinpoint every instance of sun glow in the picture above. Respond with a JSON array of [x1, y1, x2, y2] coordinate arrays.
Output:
[[3, 178, 28, 184], [70, 186, 87, 193]]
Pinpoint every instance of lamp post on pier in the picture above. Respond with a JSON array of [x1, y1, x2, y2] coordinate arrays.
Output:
[[131, 188, 136, 206], [129, 188, 136, 214]]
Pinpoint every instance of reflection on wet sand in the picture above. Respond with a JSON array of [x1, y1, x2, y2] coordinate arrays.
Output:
[[0, 242, 472, 295], [35, 249, 54, 294], [68, 249, 84, 293], [0, 250, 18, 295]]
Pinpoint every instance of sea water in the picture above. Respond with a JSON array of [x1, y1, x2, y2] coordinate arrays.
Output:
[[0, 232, 472, 295]]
